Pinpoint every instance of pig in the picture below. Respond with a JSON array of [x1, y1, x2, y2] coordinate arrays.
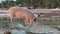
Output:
[[9, 6, 36, 24]]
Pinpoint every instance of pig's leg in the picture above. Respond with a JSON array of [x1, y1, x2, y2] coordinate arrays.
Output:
[[9, 11, 14, 22]]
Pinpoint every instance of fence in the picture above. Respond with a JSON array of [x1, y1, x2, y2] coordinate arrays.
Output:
[[0, 9, 60, 25]]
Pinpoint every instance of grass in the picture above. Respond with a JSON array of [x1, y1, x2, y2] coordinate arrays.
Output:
[[38, 17, 60, 25], [0, 17, 60, 34], [0, 17, 60, 25]]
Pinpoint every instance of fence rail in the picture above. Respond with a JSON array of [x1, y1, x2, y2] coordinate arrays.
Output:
[[0, 9, 60, 17]]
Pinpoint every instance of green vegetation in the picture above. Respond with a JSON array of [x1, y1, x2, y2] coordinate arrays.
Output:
[[0, 16, 60, 25], [0, 0, 60, 9]]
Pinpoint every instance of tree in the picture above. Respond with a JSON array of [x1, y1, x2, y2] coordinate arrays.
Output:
[[0, 0, 60, 9]]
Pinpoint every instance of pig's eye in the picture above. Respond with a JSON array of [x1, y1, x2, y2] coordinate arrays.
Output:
[[33, 18, 36, 21]]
